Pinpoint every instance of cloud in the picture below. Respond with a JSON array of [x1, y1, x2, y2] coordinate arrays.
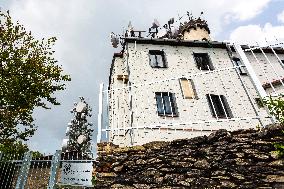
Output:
[[223, 0, 271, 22], [229, 23, 284, 45], [277, 10, 284, 23]]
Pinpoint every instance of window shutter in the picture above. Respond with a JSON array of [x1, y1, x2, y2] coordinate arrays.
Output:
[[180, 78, 196, 99], [149, 54, 156, 67]]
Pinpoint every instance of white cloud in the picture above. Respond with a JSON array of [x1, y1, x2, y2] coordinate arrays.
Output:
[[277, 10, 284, 23], [229, 23, 284, 45], [224, 0, 271, 22]]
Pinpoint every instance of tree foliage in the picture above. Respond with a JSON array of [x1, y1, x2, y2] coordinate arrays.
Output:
[[263, 96, 284, 158], [0, 141, 43, 160], [0, 10, 70, 143]]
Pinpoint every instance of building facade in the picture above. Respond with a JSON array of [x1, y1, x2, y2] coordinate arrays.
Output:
[[107, 18, 284, 146]]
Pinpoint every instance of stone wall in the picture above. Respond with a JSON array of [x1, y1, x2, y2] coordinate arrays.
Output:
[[95, 124, 284, 188]]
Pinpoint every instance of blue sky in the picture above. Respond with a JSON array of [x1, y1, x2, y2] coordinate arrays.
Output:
[[0, 0, 283, 154]]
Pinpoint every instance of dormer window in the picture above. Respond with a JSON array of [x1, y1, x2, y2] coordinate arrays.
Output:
[[193, 53, 214, 70], [149, 50, 167, 68]]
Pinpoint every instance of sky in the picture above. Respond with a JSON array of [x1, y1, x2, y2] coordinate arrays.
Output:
[[0, 0, 284, 154]]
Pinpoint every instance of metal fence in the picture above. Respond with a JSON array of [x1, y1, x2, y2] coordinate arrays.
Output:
[[0, 151, 95, 189], [97, 42, 284, 146]]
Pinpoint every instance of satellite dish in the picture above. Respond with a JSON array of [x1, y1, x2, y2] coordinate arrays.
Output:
[[76, 102, 87, 113], [62, 139, 69, 151], [77, 135, 87, 144], [168, 18, 174, 25], [151, 19, 160, 28], [110, 33, 119, 48], [65, 126, 70, 136]]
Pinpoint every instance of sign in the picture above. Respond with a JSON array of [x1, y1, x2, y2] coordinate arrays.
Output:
[[61, 162, 93, 186]]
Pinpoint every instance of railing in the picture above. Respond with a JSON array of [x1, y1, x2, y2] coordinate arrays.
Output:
[[0, 150, 95, 188]]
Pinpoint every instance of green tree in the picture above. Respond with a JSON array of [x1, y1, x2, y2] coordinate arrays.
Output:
[[0, 141, 29, 158], [0, 10, 70, 144], [263, 96, 284, 158]]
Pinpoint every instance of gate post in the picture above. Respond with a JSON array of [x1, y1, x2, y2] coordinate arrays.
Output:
[[47, 150, 61, 189], [97, 83, 104, 143], [15, 151, 32, 189]]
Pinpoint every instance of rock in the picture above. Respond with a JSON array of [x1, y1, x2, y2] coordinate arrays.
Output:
[[230, 173, 245, 180], [208, 129, 229, 142], [113, 165, 124, 172], [265, 175, 284, 182], [133, 184, 151, 189], [194, 160, 210, 169], [136, 159, 146, 165], [236, 153, 245, 158], [178, 181, 191, 187], [270, 151, 281, 159], [252, 153, 270, 160], [221, 181, 236, 188], [111, 184, 135, 189], [147, 158, 162, 163], [269, 160, 284, 166], [160, 167, 175, 172]]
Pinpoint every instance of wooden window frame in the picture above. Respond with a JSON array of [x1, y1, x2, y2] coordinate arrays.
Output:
[[179, 78, 198, 99]]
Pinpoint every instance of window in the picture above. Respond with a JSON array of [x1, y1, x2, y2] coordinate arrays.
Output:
[[233, 57, 247, 75], [206, 94, 232, 118], [155, 92, 177, 116], [117, 75, 128, 84], [149, 50, 167, 68], [193, 53, 214, 70], [179, 78, 197, 99]]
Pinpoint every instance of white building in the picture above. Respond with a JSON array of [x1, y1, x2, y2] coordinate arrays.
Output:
[[105, 17, 284, 146]]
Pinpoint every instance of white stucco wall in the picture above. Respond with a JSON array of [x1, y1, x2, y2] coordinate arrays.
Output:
[[108, 42, 274, 146]]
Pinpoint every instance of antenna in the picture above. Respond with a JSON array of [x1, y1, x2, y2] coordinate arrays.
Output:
[[110, 32, 119, 48], [168, 18, 174, 25], [148, 19, 160, 38], [187, 11, 193, 20], [128, 21, 133, 31], [151, 19, 160, 29], [127, 21, 136, 37]]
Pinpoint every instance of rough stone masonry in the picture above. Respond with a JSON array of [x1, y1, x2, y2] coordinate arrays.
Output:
[[95, 124, 284, 189]]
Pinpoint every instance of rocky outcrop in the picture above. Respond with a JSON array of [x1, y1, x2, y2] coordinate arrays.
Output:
[[95, 124, 284, 188]]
